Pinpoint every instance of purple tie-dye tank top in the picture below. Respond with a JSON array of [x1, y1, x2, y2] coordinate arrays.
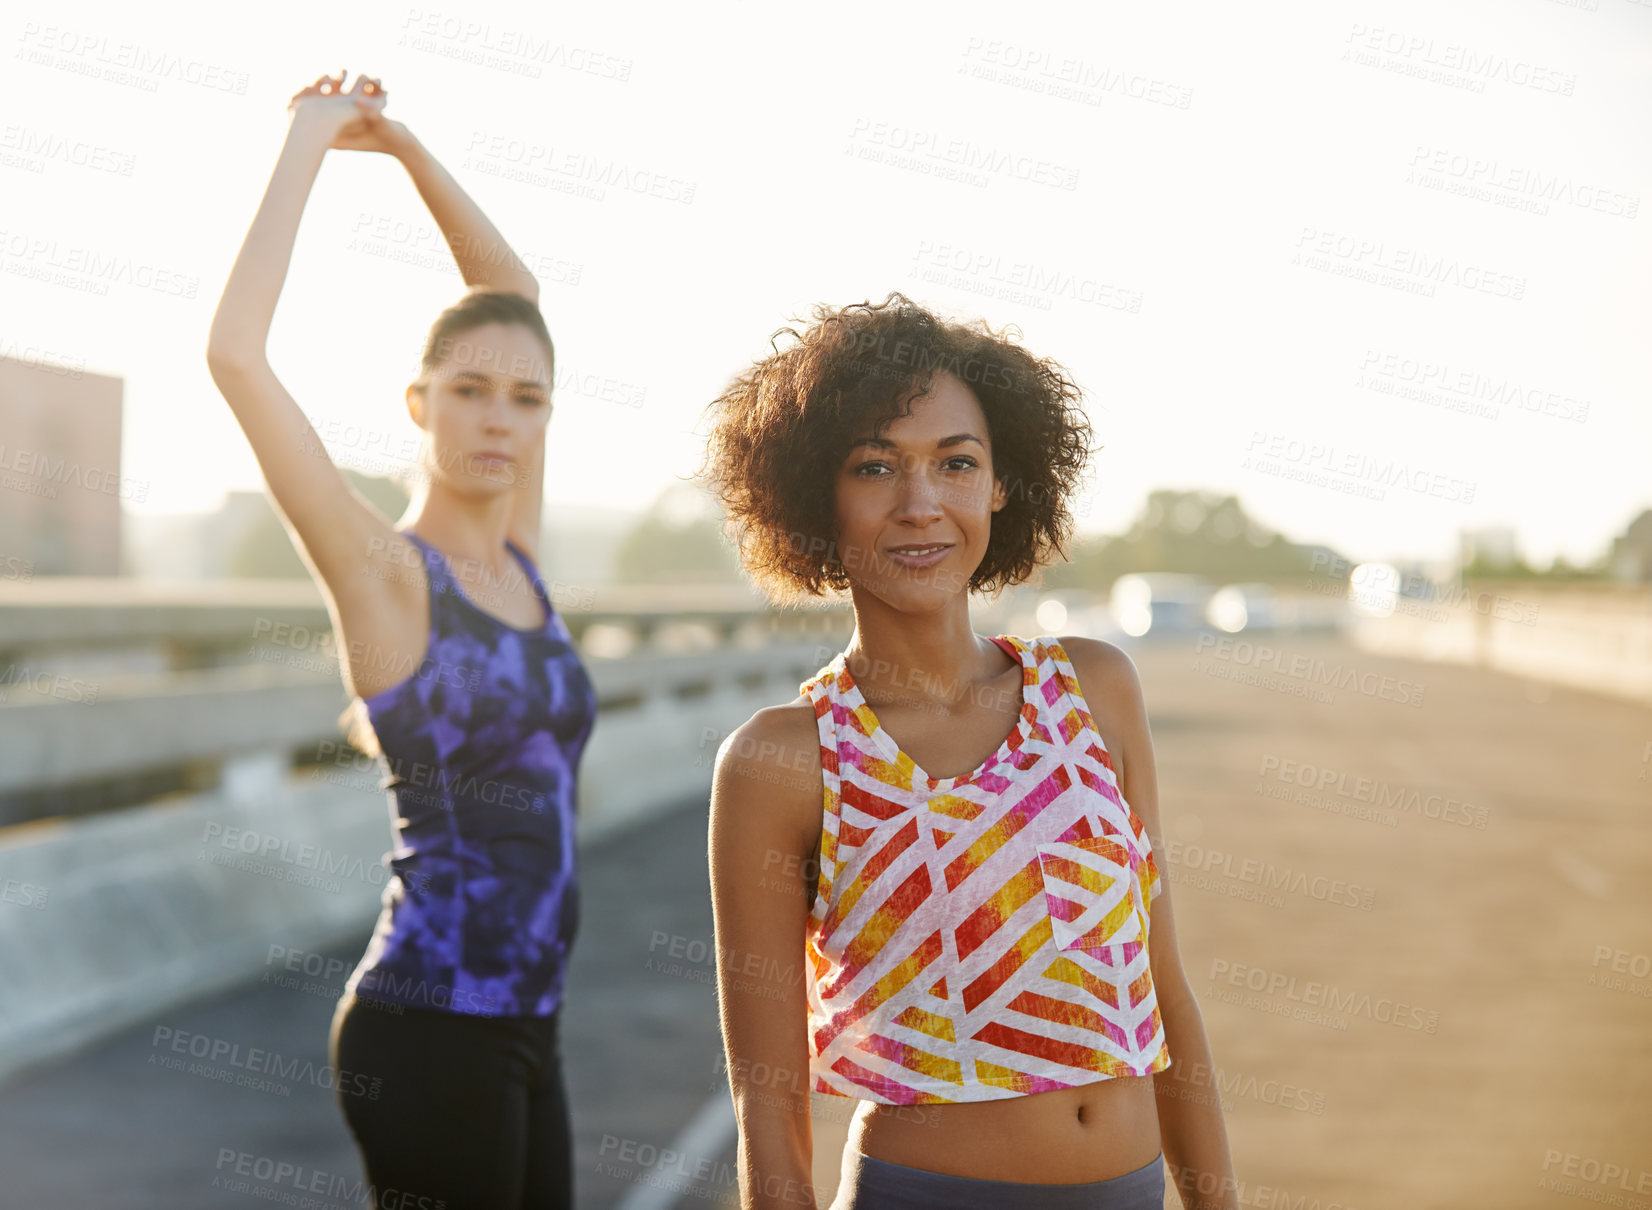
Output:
[[343, 531, 597, 1017]]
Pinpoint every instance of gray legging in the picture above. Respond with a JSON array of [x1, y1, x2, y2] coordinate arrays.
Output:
[[829, 1147, 1165, 1209]]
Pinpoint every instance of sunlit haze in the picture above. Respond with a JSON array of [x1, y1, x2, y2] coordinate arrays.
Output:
[[3, 0, 1647, 569]]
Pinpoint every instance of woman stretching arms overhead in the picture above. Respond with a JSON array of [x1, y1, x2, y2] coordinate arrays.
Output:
[[701, 294, 1238, 1209], [206, 70, 593, 1209]]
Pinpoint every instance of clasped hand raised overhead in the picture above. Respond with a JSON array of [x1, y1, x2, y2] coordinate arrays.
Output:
[[287, 69, 405, 155]]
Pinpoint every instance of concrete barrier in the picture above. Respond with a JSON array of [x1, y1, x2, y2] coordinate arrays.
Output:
[[0, 638, 835, 1086], [1349, 583, 1652, 706], [0, 773, 385, 1086]]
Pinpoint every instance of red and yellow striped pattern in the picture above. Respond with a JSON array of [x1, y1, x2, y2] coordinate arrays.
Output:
[[798, 634, 1171, 1104]]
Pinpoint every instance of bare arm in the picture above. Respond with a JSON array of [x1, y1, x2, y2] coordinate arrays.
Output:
[[206, 79, 364, 361], [204, 73, 403, 612], [392, 128, 540, 303], [1064, 637, 1239, 1210], [379, 123, 545, 552], [506, 434, 545, 558], [709, 706, 827, 1210]]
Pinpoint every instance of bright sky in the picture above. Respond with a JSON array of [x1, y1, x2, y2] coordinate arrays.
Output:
[[2, 0, 1647, 570]]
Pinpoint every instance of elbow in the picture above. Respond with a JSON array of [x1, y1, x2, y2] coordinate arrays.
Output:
[[205, 342, 260, 381], [205, 354, 242, 389], [1156, 969, 1202, 1024], [205, 315, 265, 378]]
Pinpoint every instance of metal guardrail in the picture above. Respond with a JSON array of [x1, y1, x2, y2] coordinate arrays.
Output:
[[0, 583, 852, 827], [0, 578, 817, 646]]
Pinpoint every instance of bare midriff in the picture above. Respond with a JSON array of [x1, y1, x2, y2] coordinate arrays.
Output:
[[844, 1074, 1161, 1184]]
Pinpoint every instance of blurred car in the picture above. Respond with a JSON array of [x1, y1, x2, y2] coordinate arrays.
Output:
[[1028, 589, 1119, 640], [1205, 582, 1284, 633], [1107, 573, 1214, 638], [1346, 562, 1403, 617]]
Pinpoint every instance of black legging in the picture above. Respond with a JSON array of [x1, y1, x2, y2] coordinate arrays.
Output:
[[329, 993, 573, 1210]]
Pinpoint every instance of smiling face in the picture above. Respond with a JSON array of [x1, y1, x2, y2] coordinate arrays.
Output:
[[406, 321, 552, 495], [833, 370, 1008, 610]]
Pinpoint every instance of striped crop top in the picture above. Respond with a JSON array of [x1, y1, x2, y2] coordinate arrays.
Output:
[[797, 634, 1171, 1104]]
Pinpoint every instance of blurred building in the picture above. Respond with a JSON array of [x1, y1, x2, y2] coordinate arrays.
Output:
[[1459, 525, 1520, 572], [1610, 509, 1652, 583], [122, 491, 272, 580], [0, 354, 125, 575], [541, 504, 636, 587]]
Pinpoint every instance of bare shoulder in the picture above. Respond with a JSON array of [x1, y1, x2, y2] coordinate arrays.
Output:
[[723, 695, 822, 753], [708, 695, 825, 885], [712, 697, 823, 815], [324, 521, 424, 598], [330, 528, 432, 701]]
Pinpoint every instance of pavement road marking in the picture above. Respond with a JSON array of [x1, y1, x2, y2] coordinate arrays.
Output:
[[610, 1090, 739, 1210]]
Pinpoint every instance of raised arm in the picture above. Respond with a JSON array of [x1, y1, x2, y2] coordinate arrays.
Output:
[[505, 433, 545, 558], [370, 116, 546, 553], [708, 706, 827, 1210], [205, 71, 404, 607], [392, 128, 540, 303]]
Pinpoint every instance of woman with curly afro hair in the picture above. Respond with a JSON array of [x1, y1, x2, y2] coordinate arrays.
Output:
[[702, 293, 1237, 1209]]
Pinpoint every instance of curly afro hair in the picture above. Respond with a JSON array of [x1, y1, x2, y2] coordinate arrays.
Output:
[[698, 292, 1095, 604]]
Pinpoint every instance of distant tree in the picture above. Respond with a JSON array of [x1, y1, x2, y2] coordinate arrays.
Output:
[[613, 483, 744, 585], [1040, 488, 1345, 590], [229, 471, 410, 579], [1460, 553, 1537, 579], [1539, 554, 1610, 581], [1462, 551, 1610, 581]]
